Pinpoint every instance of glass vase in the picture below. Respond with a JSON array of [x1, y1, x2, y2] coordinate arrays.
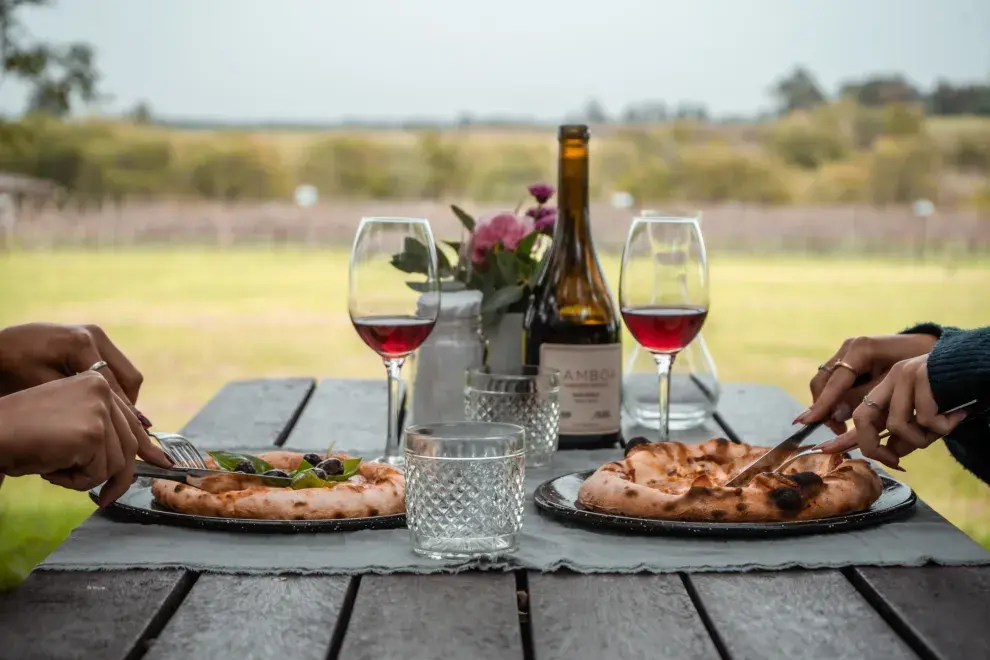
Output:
[[622, 332, 720, 431]]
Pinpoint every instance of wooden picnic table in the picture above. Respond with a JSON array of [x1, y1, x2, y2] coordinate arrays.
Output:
[[1, 378, 988, 660]]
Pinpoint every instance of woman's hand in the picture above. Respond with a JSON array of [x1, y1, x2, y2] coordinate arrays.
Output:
[[0, 373, 172, 506], [816, 354, 969, 468], [0, 322, 151, 427], [797, 333, 938, 434]]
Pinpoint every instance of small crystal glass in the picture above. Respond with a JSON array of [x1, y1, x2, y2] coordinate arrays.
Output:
[[404, 421, 526, 560], [464, 366, 561, 468]]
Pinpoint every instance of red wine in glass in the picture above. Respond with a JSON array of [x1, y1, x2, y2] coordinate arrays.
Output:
[[352, 315, 436, 358], [621, 305, 708, 354]]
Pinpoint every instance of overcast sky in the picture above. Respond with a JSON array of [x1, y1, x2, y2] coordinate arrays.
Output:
[[1, 0, 988, 122]]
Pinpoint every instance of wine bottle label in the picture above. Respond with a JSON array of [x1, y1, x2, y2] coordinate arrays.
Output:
[[540, 343, 621, 435]]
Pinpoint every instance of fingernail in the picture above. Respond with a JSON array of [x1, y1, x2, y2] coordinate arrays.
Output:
[[135, 410, 153, 429], [889, 464, 907, 472], [950, 410, 968, 424], [812, 440, 833, 451], [793, 409, 811, 424]]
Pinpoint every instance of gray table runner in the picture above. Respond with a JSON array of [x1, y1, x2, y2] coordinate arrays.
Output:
[[39, 449, 990, 575]]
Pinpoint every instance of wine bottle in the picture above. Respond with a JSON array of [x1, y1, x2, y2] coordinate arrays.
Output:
[[523, 124, 622, 449]]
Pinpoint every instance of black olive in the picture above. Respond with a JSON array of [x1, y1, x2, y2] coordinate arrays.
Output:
[[302, 453, 322, 466], [311, 468, 328, 480], [317, 458, 344, 476], [234, 460, 256, 474], [262, 469, 291, 479]]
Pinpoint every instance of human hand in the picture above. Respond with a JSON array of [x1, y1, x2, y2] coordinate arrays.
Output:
[[815, 354, 969, 469], [797, 333, 938, 434], [0, 322, 152, 427], [0, 373, 171, 506]]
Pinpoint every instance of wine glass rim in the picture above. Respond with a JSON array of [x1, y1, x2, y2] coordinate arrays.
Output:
[[632, 215, 700, 225], [359, 216, 431, 225]]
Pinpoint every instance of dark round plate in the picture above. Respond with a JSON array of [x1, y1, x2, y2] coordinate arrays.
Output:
[[533, 470, 916, 537], [90, 478, 406, 533]]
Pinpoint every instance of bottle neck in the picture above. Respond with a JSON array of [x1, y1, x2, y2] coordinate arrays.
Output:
[[552, 138, 595, 267]]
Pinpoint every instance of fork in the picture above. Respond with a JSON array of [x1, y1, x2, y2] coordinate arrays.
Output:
[[773, 447, 824, 473], [149, 431, 208, 469], [775, 398, 987, 475]]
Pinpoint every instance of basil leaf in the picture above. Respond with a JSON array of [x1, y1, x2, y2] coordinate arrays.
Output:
[[325, 457, 362, 482], [290, 458, 316, 478], [207, 450, 274, 474], [290, 469, 327, 490]]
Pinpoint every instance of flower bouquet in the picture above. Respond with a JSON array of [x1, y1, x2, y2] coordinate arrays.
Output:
[[389, 183, 556, 325]]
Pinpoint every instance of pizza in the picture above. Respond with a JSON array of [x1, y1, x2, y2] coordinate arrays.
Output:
[[577, 438, 883, 523], [150, 450, 405, 520]]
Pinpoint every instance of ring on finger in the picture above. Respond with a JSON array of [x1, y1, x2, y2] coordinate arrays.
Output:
[[818, 363, 835, 374], [86, 360, 109, 373], [834, 360, 859, 376], [863, 395, 886, 411]]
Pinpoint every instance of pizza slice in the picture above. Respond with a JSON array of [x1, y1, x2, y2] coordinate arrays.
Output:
[[150, 450, 405, 520], [577, 438, 883, 523]]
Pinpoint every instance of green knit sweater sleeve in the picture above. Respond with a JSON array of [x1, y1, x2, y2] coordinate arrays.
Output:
[[898, 322, 990, 484], [926, 325, 990, 412]]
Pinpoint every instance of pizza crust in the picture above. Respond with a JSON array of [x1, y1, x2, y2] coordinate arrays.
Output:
[[577, 438, 883, 523], [151, 451, 405, 520]]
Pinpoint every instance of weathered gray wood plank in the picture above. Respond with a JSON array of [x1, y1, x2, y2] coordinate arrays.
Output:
[[340, 573, 523, 660], [528, 573, 720, 660], [143, 575, 351, 660], [0, 570, 191, 660], [715, 382, 832, 446], [690, 571, 916, 659], [283, 378, 405, 452], [708, 383, 941, 658], [848, 566, 990, 660], [0, 380, 317, 659], [179, 377, 315, 448]]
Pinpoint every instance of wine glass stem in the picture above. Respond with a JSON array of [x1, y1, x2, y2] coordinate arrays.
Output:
[[384, 357, 405, 464], [654, 353, 675, 442]]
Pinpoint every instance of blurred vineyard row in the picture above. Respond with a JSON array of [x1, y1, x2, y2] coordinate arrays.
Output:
[[1, 100, 989, 210]]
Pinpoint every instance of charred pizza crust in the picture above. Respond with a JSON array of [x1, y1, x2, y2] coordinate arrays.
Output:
[[577, 438, 883, 523], [151, 451, 405, 520]]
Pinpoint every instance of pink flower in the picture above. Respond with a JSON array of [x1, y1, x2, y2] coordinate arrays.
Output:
[[470, 211, 531, 267], [533, 207, 556, 236], [526, 206, 556, 235], [528, 183, 555, 204]]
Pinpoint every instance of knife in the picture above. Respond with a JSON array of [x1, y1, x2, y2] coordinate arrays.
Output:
[[724, 372, 872, 487], [133, 461, 294, 488]]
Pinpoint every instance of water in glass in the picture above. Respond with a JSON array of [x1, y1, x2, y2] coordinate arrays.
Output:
[[404, 422, 525, 560], [464, 366, 561, 467]]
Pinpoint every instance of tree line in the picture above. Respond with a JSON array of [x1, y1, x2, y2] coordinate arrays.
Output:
[[0, 0, 988, 211], [1, 103, 988, 211]]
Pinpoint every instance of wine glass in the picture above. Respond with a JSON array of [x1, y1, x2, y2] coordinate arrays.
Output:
[[349, 217, 440, 467], [619, 216, 710, 442]]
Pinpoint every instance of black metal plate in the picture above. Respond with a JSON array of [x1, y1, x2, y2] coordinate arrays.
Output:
[[533, 470, 916, 537], [89, 478, 406, 534]]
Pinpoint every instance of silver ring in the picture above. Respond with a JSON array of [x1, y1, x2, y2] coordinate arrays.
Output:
[[818, 363, 834, 374], [87, 360, 109, 372], [862, 395, 884, 411]]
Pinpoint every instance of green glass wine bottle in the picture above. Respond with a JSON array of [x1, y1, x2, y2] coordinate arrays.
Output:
[[523, 124, 622, 449]]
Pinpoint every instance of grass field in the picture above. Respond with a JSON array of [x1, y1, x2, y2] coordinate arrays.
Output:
[[1, 248, 988, 588]]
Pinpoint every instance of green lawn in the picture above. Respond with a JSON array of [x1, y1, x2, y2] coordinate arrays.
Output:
[[1, 248, 988, 588]]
